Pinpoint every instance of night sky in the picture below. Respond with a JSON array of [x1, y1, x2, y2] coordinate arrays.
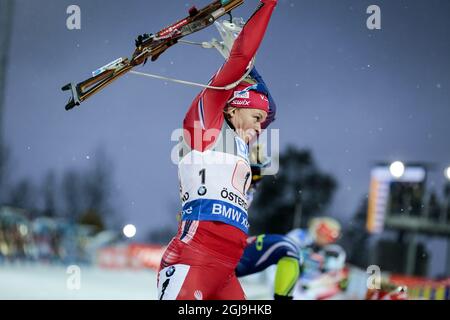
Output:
[[3, 0, 450, 273]]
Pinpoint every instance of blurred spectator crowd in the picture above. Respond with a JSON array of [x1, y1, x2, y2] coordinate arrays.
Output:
[[0, 206, 119, 265]]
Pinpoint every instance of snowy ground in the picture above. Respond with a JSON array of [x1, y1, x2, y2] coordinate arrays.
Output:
[[0, 263, 272, 300]]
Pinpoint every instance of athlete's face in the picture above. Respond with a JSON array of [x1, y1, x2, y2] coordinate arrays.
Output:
[[228, 108, 268, 143]]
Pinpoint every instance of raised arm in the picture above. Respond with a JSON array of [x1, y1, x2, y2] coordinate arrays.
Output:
[[185, 0, 277, 131]]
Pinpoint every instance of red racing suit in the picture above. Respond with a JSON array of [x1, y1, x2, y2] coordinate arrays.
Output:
[[157, 0, 277, 300]]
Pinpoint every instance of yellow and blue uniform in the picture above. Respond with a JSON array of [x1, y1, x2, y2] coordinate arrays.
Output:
[[236, 234, 302, 299]]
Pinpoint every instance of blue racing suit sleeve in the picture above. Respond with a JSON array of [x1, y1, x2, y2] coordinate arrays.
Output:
[[249, 67, 277, 129]]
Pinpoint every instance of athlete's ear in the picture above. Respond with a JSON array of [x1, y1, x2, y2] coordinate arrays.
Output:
[[224, 106, 237, 120]]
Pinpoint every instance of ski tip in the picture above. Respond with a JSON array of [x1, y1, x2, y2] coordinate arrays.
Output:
[[65, 98, 79, 111], [61, 83, 72, 91], [62, 82, 81, 110]]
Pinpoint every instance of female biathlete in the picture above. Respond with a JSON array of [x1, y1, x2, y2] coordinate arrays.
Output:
[[157, 0, 278, 300]]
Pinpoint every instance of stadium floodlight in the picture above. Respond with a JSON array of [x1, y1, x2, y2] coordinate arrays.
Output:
[[389, 161, 405, 179], [445, 166, 450, 181], [123, 224, 137, 238]]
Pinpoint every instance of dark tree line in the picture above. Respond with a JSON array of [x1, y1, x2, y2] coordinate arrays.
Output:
[[249, 145, 374, 268], [0, 145, 117, 233], [249, 146, 337, 235], [0, 142, 10, 204]]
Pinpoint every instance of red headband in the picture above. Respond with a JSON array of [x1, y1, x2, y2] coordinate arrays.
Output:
[[228, 83, 270, 113]]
